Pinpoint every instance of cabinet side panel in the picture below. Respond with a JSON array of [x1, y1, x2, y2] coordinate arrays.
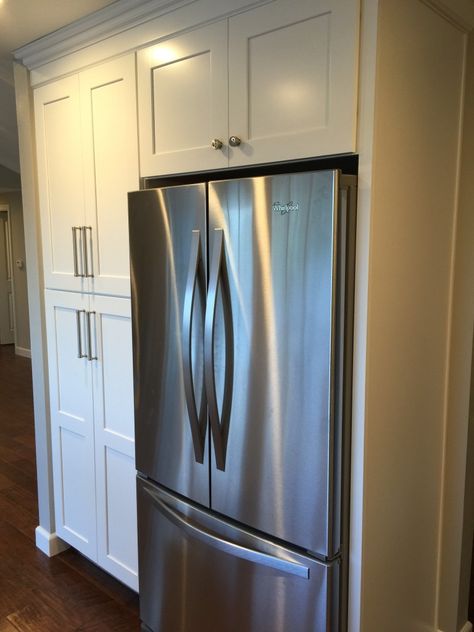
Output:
[[356, 1, 466, 631]]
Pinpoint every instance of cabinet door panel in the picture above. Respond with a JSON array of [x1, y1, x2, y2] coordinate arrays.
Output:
[[81, 54, 139, 297], [228, 0, 359, 165], [44, 290, 96, 559], [91, 295, 138, 590], [138, 21, 228, 176], [35, 77, 87, 292]]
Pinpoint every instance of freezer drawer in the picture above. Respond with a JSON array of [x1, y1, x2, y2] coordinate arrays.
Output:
[[137, 477, 340, 632]]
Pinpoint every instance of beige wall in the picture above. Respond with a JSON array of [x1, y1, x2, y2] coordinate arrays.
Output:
[[0, 190, 30, 352]]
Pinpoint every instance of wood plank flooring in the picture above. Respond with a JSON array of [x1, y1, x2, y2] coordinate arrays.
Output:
[[0, 344, 140, 631]]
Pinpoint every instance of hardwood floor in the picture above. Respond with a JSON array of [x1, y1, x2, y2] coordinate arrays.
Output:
[[0, 344, 140, 631]]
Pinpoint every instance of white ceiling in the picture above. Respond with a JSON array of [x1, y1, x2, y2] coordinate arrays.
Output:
[[0, 0, 117, 175]]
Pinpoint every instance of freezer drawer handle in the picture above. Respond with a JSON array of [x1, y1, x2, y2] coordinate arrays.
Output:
[[145, 486, 310, 580], [204, 229, 234, 471], [182, 230, 207, 463]]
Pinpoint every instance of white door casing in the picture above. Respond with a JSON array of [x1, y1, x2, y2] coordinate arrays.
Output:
[[0, 208, 15, 345]]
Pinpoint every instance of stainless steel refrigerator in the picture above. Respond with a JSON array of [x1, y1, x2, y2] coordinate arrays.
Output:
[[128, 169, 357, 632]]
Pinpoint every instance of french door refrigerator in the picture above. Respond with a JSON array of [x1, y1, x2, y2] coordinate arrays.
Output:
[[128, 169, 357, 632]]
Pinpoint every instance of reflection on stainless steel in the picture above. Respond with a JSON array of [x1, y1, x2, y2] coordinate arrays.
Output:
[[182, 230, 207, 463], [143, 482, 310, 578], [128, 185, 209, 506], [209, 172, 339, 557], [204, 228, 234, 471], [129, 170, 357, 632], [138, 477, 339, 632]]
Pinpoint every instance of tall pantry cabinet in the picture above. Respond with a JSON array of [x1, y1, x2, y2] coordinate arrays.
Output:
[[34, 53, 139, 590]]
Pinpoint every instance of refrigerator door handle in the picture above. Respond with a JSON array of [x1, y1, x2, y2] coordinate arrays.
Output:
[[144, 484, 310, 580], [204, 229, 234, 471], [182, 230, 207, 463]]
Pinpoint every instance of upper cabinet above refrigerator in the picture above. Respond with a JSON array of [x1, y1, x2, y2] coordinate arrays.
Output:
[[34, 54, 139, 297], [137, 0, 359, 177]]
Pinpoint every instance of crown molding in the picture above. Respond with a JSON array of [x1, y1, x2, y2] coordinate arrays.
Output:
[[421, 0, 474, 31], [13, 0, 195, 69]]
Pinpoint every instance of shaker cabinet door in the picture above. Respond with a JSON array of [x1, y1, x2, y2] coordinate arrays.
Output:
[[137, 21, 228, 176], [91, 294, 138, 590], [44, 290, 97, 560], [35, 55, 138, 296], [228, 0, 359, 166], [81, 54, 139, 298], [35, 77, 87, 292]]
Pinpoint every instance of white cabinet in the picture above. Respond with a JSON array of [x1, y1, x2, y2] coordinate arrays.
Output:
[[45, 289, 138, 591], [138, 21, 228, 175], [138, 0, 359, 176], [34, 76, 85, 293], [35, 54, 139, 296], [227, 0, 359, 166]]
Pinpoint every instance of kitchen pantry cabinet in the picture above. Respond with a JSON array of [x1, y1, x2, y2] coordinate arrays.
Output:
[[44, 289, 138, 590], [137, 0, 359, 176], [34, 54, 139, 296]]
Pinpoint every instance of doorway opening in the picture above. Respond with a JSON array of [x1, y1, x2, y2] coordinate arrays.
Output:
[[0, 205, 15, 346]]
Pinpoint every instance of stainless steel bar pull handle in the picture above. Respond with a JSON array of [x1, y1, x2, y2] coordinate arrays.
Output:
[[182, 230, 207, 463], [145, 486, 310, 579], [72, 227, 83, 277], [204, 229, 234, 471], [86, 311, 98, 361], [82, 226, 94, 278], [76, 310, 87, 358]]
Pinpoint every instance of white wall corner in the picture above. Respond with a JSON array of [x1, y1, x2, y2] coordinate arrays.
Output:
[[15, 345, 31, 358], [35, 526, 69, 557]]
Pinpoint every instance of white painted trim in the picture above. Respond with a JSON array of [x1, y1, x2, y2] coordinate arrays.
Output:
[[35, 526, 70, 557], [0, 204, 17, 347], [14, 62, 57, 540], [14, 0, 192, 68], [13, 0, 272, 70], [15, 345, 31, 358], [420, 1, 474, 32]]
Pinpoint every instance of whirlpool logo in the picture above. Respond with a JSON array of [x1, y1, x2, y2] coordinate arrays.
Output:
[[272, 201, 300, 215]]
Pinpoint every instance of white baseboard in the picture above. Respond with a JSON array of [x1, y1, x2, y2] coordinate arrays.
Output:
[[35, 526, 70, 557], [15, 346, 31, 358]]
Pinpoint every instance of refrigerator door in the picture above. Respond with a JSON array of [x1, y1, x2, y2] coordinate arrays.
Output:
[[207, 171, 342, 558], [138, 476, 340, 632], [129, 185, 209, 506]]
